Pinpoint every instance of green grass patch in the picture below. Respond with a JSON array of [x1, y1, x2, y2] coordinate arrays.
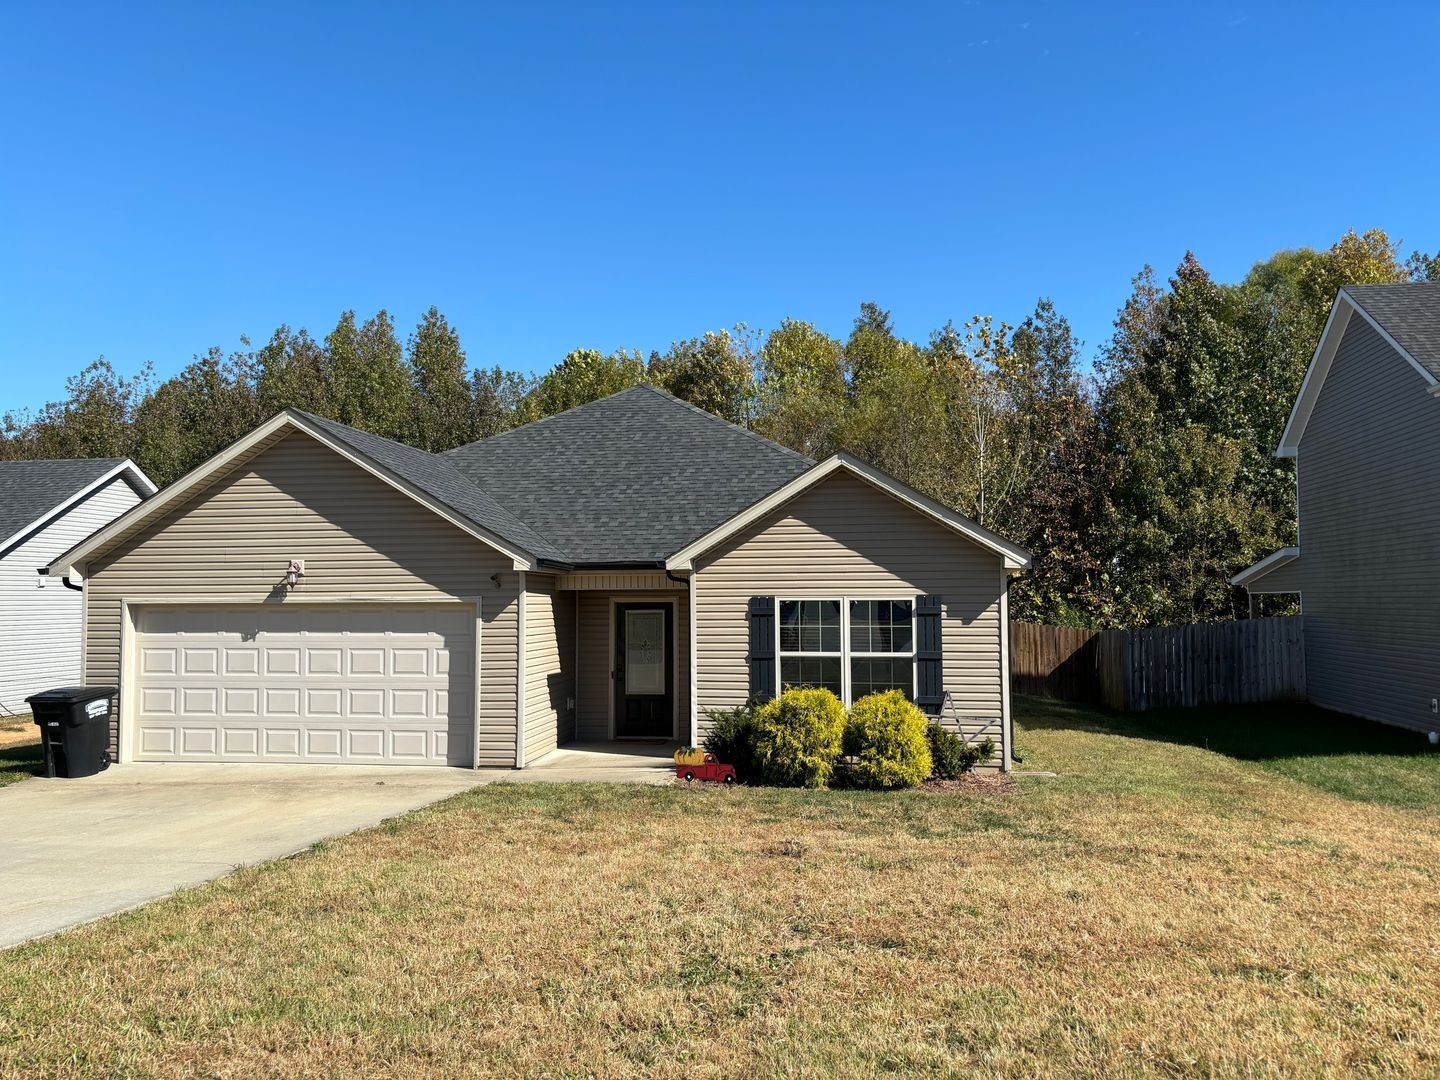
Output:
[[1015, 694, 1440, 809], [0, 741, 44, 788]]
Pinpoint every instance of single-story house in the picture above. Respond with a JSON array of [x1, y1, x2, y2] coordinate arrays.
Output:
[[47, 387, 1029, 769], [1232, 283, 1440, 735], [0, 458, 156, 713]]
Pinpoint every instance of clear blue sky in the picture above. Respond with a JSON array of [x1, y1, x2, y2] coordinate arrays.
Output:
[[2, 2, 1437, 412]]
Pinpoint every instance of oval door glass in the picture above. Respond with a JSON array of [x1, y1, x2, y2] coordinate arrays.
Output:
[[625, 610, 665, 695]]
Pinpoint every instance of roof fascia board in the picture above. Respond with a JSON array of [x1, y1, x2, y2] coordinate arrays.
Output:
[[1279, 290, 1440, 456], [1277, 296, 1350, 457], [50, 413, 534, 576], [1228, 546, 1300, 588], [665, 453, 1031, 571], [0, 459, 155, 559]]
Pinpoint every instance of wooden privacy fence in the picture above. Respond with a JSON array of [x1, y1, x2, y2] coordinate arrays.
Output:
[[1010, 616, 1305, 712]]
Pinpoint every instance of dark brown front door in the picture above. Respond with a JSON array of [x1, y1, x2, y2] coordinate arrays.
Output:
[[614, 602, 674, 738]]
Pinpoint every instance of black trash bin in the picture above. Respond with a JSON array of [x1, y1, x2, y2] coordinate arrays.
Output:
[[26, 686, 117, 778]]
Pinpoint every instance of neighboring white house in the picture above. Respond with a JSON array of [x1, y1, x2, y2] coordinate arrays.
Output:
[[0, 459, 156, 714]]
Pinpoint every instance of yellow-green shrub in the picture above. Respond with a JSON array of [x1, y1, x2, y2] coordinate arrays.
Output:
[[754, 688, 846, 788], [843, 691, 933, 789]]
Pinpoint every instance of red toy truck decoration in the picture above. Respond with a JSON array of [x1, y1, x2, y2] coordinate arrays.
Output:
[[673, 749, 736, 784]]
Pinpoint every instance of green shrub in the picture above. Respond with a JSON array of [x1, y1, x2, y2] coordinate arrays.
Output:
[[926, 724, 995, 779], [701, 701, 762, 781], [842, 691, 933, 789], [754, 688, 846, 788]]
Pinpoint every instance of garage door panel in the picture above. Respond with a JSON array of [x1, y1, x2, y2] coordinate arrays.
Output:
[[305, 688, 343, 717], [348, 688, 386, 717], [180, 687, 218, 715], [349, 649, 386, 676], [182, 648, 218, 675], [223, 728, 260, 756], [224, 688, 259, 716], [142, 648, 177, 675], [224, 648, 259, 675], [306, 648, 343, 675], [265, 649, 301, 676], [134, 604, 475, 766]]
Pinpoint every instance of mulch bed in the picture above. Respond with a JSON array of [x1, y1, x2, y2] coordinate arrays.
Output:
[[922, 772, 1018, 795]]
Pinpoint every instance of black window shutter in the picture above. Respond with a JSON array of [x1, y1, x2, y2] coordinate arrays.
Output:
[[915, 594, 944, 715], [748, 596, 776, 703]]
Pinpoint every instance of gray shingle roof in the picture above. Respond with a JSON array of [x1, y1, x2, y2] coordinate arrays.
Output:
[[294, 411, 568, 563], [0, 458, 131, 547], [444, 386, 813, 565], [1343, 283, 1440, 381]]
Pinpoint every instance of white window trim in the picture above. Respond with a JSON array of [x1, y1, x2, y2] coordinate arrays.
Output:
[[775, 596, 917, 706]]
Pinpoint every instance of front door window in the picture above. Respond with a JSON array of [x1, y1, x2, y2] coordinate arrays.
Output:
[[625, 610, 665, 695]]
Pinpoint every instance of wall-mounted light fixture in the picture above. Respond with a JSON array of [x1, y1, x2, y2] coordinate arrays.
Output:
[[490, 572, 503, 589], [286, 559, 306, 590]]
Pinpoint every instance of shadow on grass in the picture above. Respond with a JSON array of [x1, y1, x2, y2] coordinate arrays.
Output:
[[0, 741, 46, 787], [1016, 694, 1436, 762], [1017, 694, 1440, 810]]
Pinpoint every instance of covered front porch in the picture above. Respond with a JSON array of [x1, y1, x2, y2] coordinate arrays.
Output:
[[554, 571, 693, 750]]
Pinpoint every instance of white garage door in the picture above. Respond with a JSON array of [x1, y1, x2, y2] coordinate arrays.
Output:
[[133, 604, 475, 766]]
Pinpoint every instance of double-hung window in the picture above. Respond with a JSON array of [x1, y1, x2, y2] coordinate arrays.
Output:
[[778, 599, 843, 699], [777, 597, 916, 705]]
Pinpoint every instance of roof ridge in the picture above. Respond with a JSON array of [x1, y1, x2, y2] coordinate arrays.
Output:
[[0, 457, 129, 466], [631, 384, 814, 465], [446, 384, 813, 465], [441, 386, 654, 457]]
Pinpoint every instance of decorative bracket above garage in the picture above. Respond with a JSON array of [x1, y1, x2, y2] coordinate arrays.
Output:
[[47, 409, 563, 578]]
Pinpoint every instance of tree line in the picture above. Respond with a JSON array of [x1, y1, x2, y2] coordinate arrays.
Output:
[[3, 228, 1432, 629]]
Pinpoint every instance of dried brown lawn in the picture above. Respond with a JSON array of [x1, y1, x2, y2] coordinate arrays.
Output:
[[0, 716, 37, 751], [3, 699, 1439, 1077]]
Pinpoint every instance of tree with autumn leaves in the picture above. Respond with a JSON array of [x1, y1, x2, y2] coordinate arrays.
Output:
[[1, 229, 1429, 629]]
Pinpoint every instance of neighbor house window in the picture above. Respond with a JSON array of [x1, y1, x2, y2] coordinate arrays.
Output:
[[777, 598, 915, 704]]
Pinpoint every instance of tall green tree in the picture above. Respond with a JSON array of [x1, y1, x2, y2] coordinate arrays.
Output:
[[324, 310, 410, 438], [1, 359, 151, 462], [407, 307, 475, 451], [753, 318, 848, 459], [522, 348, 646, 420], [648, 328, 755, 425], [255, 326, 330, 418], [1099, 254, 1288, 624], [132, 346, 262, 485]]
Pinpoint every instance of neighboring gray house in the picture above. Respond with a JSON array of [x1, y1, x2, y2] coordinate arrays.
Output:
[[0, 458, 156, 713], [46, 387, 1029, 770], [1233, 283, 1440, 735]]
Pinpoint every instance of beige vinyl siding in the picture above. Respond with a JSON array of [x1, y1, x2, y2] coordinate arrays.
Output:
[[1299, 316, 1440, 733], [577, 593, 610, 740], [576, 591, 689, 740], [559, 572, 684, 592], [694, 470, 1006, 757], [523, 575, 574, 763], [556, 590, 577, 743], [0, 475, 143, 712], [83, 432, 520, 764]]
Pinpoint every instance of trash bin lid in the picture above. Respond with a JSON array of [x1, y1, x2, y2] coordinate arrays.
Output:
[[25, 685, 119, 706]]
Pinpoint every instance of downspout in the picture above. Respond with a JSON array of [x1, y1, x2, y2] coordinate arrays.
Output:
[[37, 568, 84, 592]]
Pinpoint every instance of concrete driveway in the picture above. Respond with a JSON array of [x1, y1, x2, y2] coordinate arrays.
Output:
[[0, 763, 487, 949]]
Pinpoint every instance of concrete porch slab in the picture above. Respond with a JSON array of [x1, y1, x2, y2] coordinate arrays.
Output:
[[505, 741, 676, 785]]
